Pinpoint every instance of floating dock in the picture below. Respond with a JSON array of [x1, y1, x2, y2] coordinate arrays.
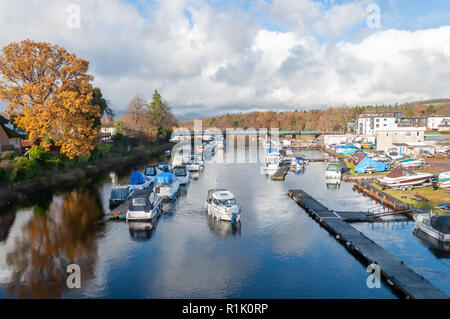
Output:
[[271, 167, 289, 181], [106, 201, 129, 220], [288, 189, 447, 299]]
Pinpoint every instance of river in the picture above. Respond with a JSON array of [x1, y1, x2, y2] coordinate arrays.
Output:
[[0, 148, 449, 298]]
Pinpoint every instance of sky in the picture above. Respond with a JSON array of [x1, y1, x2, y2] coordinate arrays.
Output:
[[0, 0, 449, 118]]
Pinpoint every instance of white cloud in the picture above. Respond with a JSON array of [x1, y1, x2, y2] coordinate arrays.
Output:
[[0, 0, 449, 116]]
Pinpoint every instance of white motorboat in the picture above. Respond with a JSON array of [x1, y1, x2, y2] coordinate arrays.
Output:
[[379, 168, 432, 188], [399, 159, 425, 169], [437, 171, 450, 189], [126, 188, 162, 221], [325, 161, 342, 180], [186, 154, 201, 171], [128, 170, 153, 193], [414, 213, 450, 243], [154, 171, 180, 200], [264, 153, 281, 175], [173, 165, 190, 185], [385, 148, 403, 161], [205, 189, 240, 223]]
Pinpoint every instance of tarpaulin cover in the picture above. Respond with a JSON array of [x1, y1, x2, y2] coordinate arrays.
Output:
[[334, 144, 355, 149], [268, 147, 278, 153], [129, 171, 147, 185], [354, 157, 389, 174], [154, 172, 175, 184], [295, 157, 306, 164], [342, 150, 355, 155]]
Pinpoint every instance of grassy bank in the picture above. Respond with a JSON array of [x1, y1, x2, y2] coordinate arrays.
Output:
[[0, 140, 173, 208], [370, 183, 450, 214]]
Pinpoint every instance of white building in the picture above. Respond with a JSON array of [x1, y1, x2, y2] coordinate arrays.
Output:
[[357, 112, 401, 135], [376, 127, 426, 152], [428, 116, 450, 129], [100, 125, 116, 142]]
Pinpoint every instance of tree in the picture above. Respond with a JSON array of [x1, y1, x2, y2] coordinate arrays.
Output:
[[148, 89, 177, 139], [92, 87, 114, 122], [0, 40, 101, 158], [406, 108, 414, 117], [426, 104, 435, 115]]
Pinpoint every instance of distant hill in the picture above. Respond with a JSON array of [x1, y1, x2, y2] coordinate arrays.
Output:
[[179, 99, 450, 132]]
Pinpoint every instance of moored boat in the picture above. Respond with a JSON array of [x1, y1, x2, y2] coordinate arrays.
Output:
[[414, 213, 450, 243], [437, 171, 450, 189], [126, 188, 162, 221], [173, 165, 190, 185], [379, 168, 432, 188], [154, 171, 180, 200], [109, 185, 131, 210], [325, 161, 341, 180], [128, 170, 153, 193], [144, 165, 158, 182], [205, 189, 240, 223]]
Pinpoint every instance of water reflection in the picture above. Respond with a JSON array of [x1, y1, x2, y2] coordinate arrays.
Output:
[[414, 229, 450, 259], [3, 187, 105, 298], [128, 219, 159, 242], [207, 215, 241, 237], [0, 208, 15, 243], [326, 178, 341, 190]]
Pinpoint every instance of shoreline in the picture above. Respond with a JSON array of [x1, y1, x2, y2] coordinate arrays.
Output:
[[0, 142, 173, 208]]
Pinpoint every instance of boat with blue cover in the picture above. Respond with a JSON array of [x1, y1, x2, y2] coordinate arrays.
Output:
[[154, 171, 180, 200], [128, 170, 153, 193]]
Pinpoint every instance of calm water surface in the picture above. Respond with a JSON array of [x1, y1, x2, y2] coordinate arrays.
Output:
[[0, 148, 448, 298]]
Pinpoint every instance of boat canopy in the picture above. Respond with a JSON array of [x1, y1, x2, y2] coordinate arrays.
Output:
[[128, 188, 155, 212], [145, 166, 157, 176], [154, 172, 175, 184], [430, 215, 450, 234], [129, 171, 147, 185], [354, 157, 389, 174]]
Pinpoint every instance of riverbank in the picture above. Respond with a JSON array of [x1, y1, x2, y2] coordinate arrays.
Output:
[[0, 142, 173, 208]]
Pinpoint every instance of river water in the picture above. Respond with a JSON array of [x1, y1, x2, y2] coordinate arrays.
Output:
[[0, 148, 448, 298]]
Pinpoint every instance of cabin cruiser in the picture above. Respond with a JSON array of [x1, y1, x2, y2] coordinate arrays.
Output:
[[109, 185, 131, 210], [144, 165, 158, 182], [437, 171, 450, 189], [264, 150, 281, 175], [186, 154, 201, 172], [385, 148, 403, 161], [378, 168, 432, 188], [128, 170, 153, 193], [205, 189, 240, 223], [414, 213, 450, 243], [325, 161, 342, 180], [126, 188, 162, 221], [173, 165, 190, 185], [154, 171, 180, 200], [326, 178, 341, 190]]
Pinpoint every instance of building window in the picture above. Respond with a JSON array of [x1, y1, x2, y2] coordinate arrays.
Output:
[[406, 132, 411, 136], [417, 131, 419, 136], [376, 124, 379, 128]]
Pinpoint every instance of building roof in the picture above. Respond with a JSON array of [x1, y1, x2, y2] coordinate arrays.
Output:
[[0, 122, 21, 138]]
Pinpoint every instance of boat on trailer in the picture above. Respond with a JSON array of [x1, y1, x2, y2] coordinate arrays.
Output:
[[126, 188, 162, 221], [379, 168, 432, 189], [437, 171, 450, 189], [205, 189, 240, 223], [414, 213, 450, 243]]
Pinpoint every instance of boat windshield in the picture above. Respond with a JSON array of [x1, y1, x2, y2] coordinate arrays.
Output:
[[402, 170, 417, 176], [214, 198, 237, 206], [145, 167, 157, 176], [132, 197, 146, 206], [327, 164, 340, 171], [174, 167, 186, 176]]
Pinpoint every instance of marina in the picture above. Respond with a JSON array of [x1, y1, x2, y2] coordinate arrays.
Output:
[[1, 147, 450, 298]]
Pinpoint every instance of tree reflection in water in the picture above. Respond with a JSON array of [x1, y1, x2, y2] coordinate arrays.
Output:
[[5, 187, 105, 298]]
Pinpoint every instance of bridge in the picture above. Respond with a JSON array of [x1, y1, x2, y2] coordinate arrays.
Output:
[[172, 130, 335, 137]]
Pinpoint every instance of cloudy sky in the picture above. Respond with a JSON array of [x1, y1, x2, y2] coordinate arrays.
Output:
[[0, 0, 449, 117]]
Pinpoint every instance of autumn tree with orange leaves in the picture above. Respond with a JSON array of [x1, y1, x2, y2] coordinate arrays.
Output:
[[0, 40, 101, 158]]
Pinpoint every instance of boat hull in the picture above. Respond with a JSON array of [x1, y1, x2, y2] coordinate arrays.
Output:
[[206, 203, 240, 222], [414, 214, 450, 243], [126, 201, 162, 221]]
